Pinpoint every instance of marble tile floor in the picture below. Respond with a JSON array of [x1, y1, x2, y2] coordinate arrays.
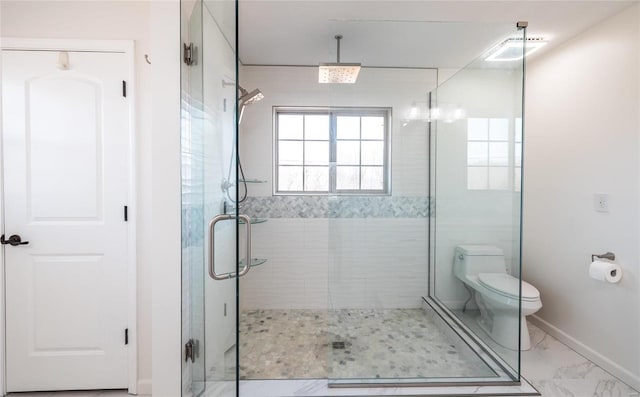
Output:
[[239, 308, 494, 380], [454, 309, 639, 397], [523, 321, 639, 397]]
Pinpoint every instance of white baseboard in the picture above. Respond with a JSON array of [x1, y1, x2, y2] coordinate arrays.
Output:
[[529, 315, 640, 391], [136, 379, 152, 396]]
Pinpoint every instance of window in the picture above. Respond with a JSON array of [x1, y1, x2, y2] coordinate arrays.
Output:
[[275, 107, 390, 194], [466, 117, 521, 191]]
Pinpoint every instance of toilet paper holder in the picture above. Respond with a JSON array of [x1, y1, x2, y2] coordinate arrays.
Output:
[[591, 252, 615, 262]]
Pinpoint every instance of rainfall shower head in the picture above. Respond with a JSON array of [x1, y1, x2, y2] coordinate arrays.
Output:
[[239, 86, 264, 107], [318, 35, 361, 84]]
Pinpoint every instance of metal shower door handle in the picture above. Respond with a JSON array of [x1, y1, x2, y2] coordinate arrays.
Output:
[[208, 214, 252, 280], [237, 214, 252, 277]]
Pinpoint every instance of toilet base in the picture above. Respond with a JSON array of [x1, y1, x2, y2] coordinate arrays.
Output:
[[477, 314, 531, 351]]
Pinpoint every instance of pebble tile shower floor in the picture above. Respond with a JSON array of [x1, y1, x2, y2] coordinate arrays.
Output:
[[239, 308, 493, 380]]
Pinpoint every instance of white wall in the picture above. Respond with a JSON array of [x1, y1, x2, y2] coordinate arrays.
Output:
[[150, 1, 182, 396], [1, 1, 154, 393], [239, 66, 435, 310], [524, 4, 640, 390], [0, 3, 5, 392], [149, 2, 196, 396]]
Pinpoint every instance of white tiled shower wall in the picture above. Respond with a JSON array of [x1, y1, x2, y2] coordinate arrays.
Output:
[[238, 66, 436, 310], [238, 66, 436, 198], [241, 218, 429, 309], [238, 65, 523, 311]]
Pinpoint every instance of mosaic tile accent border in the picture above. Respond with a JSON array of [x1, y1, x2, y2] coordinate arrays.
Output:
[[241, 196, 433, 218]]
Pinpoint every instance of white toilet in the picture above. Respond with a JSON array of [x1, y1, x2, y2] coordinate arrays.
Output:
[[453, 245, 542, 350]]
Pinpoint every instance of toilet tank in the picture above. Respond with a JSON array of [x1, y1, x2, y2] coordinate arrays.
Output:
[[453, 245, 507, 280]]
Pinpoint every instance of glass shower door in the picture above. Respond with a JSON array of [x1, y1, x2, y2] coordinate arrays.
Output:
[[182, 0, 239, 395], [181, 2, 206, 394]]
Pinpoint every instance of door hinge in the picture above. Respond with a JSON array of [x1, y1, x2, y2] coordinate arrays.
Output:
[[124, 205, 128, 222], [185, 339, 195, 363], [122, 80, 127, 97], [183, 43, 195, 66], [125, 328, 129, 345]]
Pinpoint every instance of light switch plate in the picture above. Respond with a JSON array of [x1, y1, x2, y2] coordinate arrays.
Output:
[[594, 193, 610, 213]]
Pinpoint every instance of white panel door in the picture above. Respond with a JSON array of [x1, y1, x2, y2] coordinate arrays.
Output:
[[2, 49, 130, 391]]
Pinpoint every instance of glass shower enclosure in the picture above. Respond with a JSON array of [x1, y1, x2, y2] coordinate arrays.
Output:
[[429, 23, 527, 380], [181, 0, 239, 395], [181, 0, 528, 394]]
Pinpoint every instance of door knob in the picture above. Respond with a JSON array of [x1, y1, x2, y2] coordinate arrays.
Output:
[[0, 234, 29, 246]]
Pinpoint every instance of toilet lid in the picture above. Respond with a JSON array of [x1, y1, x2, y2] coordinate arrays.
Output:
[[478, 273, 540, 301]]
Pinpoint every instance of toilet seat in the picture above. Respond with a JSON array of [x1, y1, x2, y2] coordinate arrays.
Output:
[[478, 273, 540, 302]]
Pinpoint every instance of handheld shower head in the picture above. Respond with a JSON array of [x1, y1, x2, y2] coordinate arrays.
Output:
[[239, 86, 264, 107], [238, 85, 264, 124]]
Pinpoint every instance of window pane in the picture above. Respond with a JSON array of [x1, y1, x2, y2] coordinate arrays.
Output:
[[515, 167, 522, 192], [515, 143, 522, 167], [304, 166, 329, 191], [305, 115, 329, 140], [337, 116, 360, 139], [278, 166, 303, 191], [361, 141, 384, 165], [489, 142, 508, 166], [468, 118, 488, 140], [467, 142, 488, 166], [337, 141, 360, 165], [489, 118, 508, 141], [275, 108, 390, 195], [361, 116, 384, 140], [278, 114, 303, 139], [336, 166, 359, 190], [305, 141, 329, 165], [361, 166, 383, 190], [515, 118, 523, 143], [489, 167, 509, 190], [467, 167, 488, 190], [278, 141, 303, 165]]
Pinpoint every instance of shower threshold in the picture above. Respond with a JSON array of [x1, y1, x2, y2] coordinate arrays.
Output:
[[238, 378, 539, 396]]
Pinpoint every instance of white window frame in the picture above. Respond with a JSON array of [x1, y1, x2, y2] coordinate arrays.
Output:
[[273, 106, 392, 195]]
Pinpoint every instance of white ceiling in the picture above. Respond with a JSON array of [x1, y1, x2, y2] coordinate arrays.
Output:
[[238, 1, 636, 68]]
